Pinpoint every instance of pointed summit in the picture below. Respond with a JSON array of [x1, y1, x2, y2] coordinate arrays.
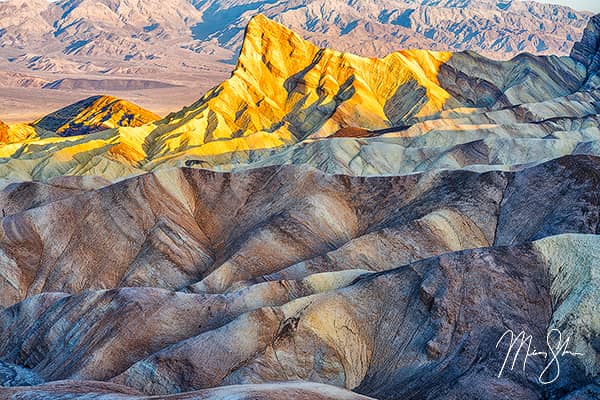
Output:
[[34, 95, 160, 136], [236, 14, 320, 80], [156, 14, 458, 152]]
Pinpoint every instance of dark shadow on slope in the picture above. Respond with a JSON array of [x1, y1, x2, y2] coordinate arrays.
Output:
[[383, 79, 428, 125], [34, 96, 103, 133]]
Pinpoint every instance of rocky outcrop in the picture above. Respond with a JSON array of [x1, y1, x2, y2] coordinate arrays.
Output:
[[0, 361, 43, 387], [0, 120, 8, 142], [571, 14, 600, 88], [0, 156, 598, 399], [33, 95, 160, 136]]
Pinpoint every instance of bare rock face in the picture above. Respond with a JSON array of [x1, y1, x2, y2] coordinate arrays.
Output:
[[33, 95, 160, 136], [0, 361, 44, 387], [571, 14, 600, 88], [0, 120, 8, 141], [0, 156, 599, 399]]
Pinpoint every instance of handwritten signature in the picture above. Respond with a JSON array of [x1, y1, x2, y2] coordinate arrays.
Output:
[[495, 329, 584, 385]]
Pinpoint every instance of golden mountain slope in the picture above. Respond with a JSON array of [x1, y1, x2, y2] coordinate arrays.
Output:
[[0, 96, 163, 180], [33, 95, 160, 136], [152, 14, 453, 150], [0, 15, 457, 180], [0, 95, 159, 147]]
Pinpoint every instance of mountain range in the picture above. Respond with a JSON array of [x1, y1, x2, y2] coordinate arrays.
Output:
[[1, 13, 600, 181], [0, 0, 595, 122], [1, 0, 593, 65], [0, 9, 600, 399]]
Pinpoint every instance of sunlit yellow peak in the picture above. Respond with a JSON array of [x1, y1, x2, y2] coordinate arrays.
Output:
[[33, 95, 160, 137], [238, 14, 317, 69], [156, 15, 456, 146]]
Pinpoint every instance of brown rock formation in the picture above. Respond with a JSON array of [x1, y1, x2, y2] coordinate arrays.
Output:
[[0, 156, 599, 399], [113, 242, 555, 398], [0, 176, 110, 218], [1, 155, 600, 306]]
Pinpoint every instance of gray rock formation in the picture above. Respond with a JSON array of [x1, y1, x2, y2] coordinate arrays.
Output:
[[571, 14, 600, 88], [0, 361, 43, 387]]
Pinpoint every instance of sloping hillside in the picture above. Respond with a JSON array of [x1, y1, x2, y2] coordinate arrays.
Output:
[[1, 15, 599, 182]]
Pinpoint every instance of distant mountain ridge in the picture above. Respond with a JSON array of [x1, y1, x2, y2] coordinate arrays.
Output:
[[194, 0, 593, 59], [0, 0, 593, 76]]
